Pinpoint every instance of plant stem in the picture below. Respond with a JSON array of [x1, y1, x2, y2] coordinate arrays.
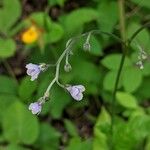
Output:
[[110, 0, 126, 149], [2, 60, 18, 83]]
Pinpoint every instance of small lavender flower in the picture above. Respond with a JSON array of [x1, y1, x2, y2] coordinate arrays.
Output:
[[28, 102, 42, 115], [26, 63, 41, 81], [66, 85, 85, 101]]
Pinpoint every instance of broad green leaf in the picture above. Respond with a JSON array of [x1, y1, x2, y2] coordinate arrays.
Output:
[[136, 77, 150, 99], [0, 0, 21, 33], [0, 95, 19, 120], [0, 75, 18, 95], [48, 0, 66, 6], [36, 123, 61, 150], [127, 22, 150, 49], [0, 39, 16, 58], [90, 36, 103, 56], [101, 54, 131, 70], [66, 137, 92, 150], [116, 92, 138, 109], [18, 76, 37, 102], [2, 101, 39, 144], [49, 86, 71, 119], [44, 23, 64, 43], [131, 0, 150, 9], [64, 8, 98, 34], [28, 12, 52, 29], [97, 1, 118, 33], [5, 144, 30, 150], [93, 107, 110, 150], [103, 71, 122, 91], [64, 119, 78, 137], [122, 68, 143, 93]]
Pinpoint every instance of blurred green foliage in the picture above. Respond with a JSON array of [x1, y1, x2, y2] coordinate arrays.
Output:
[[0, 0, 150, 149]]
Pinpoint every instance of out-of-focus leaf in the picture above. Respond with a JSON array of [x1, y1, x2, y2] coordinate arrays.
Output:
[[93, 107, 110, 150], [0, 75, 18, 95], [64, 119, 78, 137], [2, 101, 39, 144], [0, 0, 21, 33], [5, 144, 30, 150], [0, 95, 18, 120], [0, 39, 16, 58], [49, 86, 71, 119], [63, 8, 98, 34], [36, 123, 61, 150], [101, 54, 131, 70], [127, 22, 150, 50], [103, 71, 122, 91], [97, 1, 118, 33], [48, 0, 66, 6], [90, 36, 103, 56], [116, 92, 138, 109], [131, 0, 150, 9], [18, 76, 37, 102], [44, 23, 64, 43], [66, 137, 92, 150], [122, 67, 143, 93]]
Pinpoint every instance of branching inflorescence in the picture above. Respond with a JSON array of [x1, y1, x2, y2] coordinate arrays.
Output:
[[26, 31, 92, 115], [26, 25, 150, 116]]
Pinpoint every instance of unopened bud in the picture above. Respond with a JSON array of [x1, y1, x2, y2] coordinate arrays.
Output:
[[64, 63, 72, 72], [83, 42, 91, 51]]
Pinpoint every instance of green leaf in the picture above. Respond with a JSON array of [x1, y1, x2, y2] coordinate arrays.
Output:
[[0, 95, 19, 120], [122, 68, 143, 93], [64, 119, 78, 137], [64, 8, 98, 34], [28, 12, 52, 29], [66, 137, 92, 150], [93, 107, 110, 150], [103, 71, 122, 91], [2, 101, 39, 144], [0, 0, 21, 33], [44, 23, 64, 43], [97, 1, 118, 33], [90, 36, 102, 56], [18, 76, 37, 102], [131, 0, 150, 9], [5, 144, 30, 150], [0, 39, 16, 58], [127, 22, 150, 49], [48, 0, 66, 6], [36, 123, 61, 150], [116, 92, 138, 109], [101, 54, 131, 70], [0, 75, 18, 95], [49, 86, 71, 119]]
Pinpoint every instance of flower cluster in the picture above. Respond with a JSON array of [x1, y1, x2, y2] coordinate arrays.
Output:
[[136, 44, 148, 69], [26, 33, 91, 115]]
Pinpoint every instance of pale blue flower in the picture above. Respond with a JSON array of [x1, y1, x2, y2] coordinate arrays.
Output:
[[66, 85, 85, 101], [28, 102, 42, 115], [26, 63, 41, 81]]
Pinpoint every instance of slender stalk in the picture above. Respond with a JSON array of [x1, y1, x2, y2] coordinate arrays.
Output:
[[2, 60, 18, 83], [110, 0, 126, 149]]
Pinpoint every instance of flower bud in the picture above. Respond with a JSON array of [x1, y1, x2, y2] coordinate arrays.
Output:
[[64, 63, 72, 72], [83, 42, 91, 51]]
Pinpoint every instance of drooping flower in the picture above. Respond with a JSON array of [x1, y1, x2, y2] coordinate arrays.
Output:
[[28, 102, 42, 115], [26, 63, 41, 81], [66, 85, 85, 101]]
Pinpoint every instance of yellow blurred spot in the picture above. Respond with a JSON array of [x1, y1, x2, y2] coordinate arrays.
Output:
[[21, 25, 41, 44]]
